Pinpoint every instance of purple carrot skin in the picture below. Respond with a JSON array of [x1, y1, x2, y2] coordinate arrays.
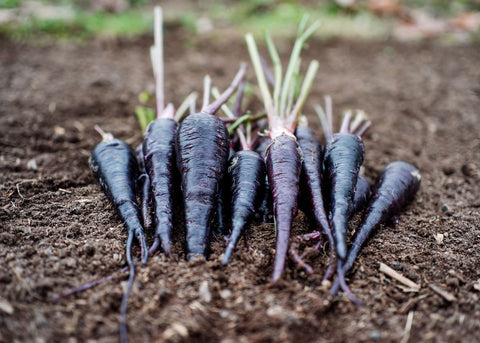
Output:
[[295, 123, 335, 256], [323, 113, 365, 261], [245, 22, 320, 282], [89, 129, 148, 266], [176, 64, 247, 260], [222, 150, 266, 265], [142, 118, 178, 255], [331, 161, 421, 296], [267, 133, 303, 282], [89, 128, 148, 343], [177, 113, 229, 259]]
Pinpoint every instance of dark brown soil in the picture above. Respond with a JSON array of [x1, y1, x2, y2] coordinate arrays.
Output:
[[1, 31, 480, 343]]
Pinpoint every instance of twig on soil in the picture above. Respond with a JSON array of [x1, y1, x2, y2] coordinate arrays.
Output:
[[379, 263, 420, 291], [15, 179, 38, 199], [428, 284, 456, 302], [400, 311, 414, 343]]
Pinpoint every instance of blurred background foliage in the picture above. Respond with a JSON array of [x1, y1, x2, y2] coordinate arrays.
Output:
[[0, 0, 479, 42]]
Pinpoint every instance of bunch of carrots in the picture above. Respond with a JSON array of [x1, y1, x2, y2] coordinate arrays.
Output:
[[87, 7, 421, 342]]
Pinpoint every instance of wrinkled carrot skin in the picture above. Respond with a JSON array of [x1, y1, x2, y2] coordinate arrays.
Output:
[[267, 133, 303, 282], [295, 125, 334, 249], [323, 133, 364, 261], [143, 118, 178, 255], [222, 150, 266, 265], [176, 113, 229, 260], [89, 138, 148, 265]]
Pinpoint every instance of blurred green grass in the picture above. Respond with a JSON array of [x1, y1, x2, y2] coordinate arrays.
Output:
[[0, 0, 478, 42]]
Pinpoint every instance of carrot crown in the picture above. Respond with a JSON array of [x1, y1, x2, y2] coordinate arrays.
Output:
[[245, 16, 320, 138]]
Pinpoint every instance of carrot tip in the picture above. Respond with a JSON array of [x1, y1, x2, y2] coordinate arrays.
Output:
[[222, 248, 233, 266]]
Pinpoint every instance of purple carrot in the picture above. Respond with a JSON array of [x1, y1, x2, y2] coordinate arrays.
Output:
[[141, 7, 197, 256], [176, 64, 247, 260], [89, 126, 148, 343], [316, 101, 370, 303], [246, 19, 320, 282], [266, 133, 303, 281], [295, 118, 335, 268], [143, 116, 177, 255], [331, 161, 421, 296], [323, 111, 366, 262], [89, 127, 148, 266], [222, 149, 266, 264]]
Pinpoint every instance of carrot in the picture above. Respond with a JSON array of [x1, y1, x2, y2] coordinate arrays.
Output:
[[311, 99, 369, 303], [89, 126, 148, 343], [89, 127, 148, 266], [246, 18, 320, 282], [213, 86, 267, 264], [141, 7, 197, 255], [176, 64, 247, 260], [143, 117, 177, 255], [295, 117, 335, 266], [323, 111, 366, 262], [222, 149, 266, 264], [330, 161, 421, 295]]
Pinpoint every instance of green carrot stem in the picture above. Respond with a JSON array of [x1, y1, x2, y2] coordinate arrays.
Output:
[[228, 114, 251, 135], [174, 92, 198, 122], [245, 34, 274, 118], [264, 31, 282, 110], [287, 60, 319, 132], [279, 20, 320, 119]]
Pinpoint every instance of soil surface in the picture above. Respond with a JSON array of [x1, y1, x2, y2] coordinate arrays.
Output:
[[1, 30, 480, 343]]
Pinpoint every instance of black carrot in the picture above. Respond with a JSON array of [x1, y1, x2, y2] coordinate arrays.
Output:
[[89, 126, 148, 343], [331, 161, 421, 296], [89, 127, 148, 266], [322, 110, 366, 262], [176, 64, 247, 260], [141, 7, 196, 256], [222, 149, 266, 264], [295, 117, 335, 277], [246, 18, 320, 282]]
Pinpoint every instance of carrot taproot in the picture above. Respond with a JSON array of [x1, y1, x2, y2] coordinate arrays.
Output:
[[322, 111, 366, 262], [222, 149, 266, 264], [89, 127, 148, 266], [246, 20, 320, 282], [330, 161, 421, 296], [89, 126, 148, 343], [141, 7, 197, 255], [176, 64, 247, 260]]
